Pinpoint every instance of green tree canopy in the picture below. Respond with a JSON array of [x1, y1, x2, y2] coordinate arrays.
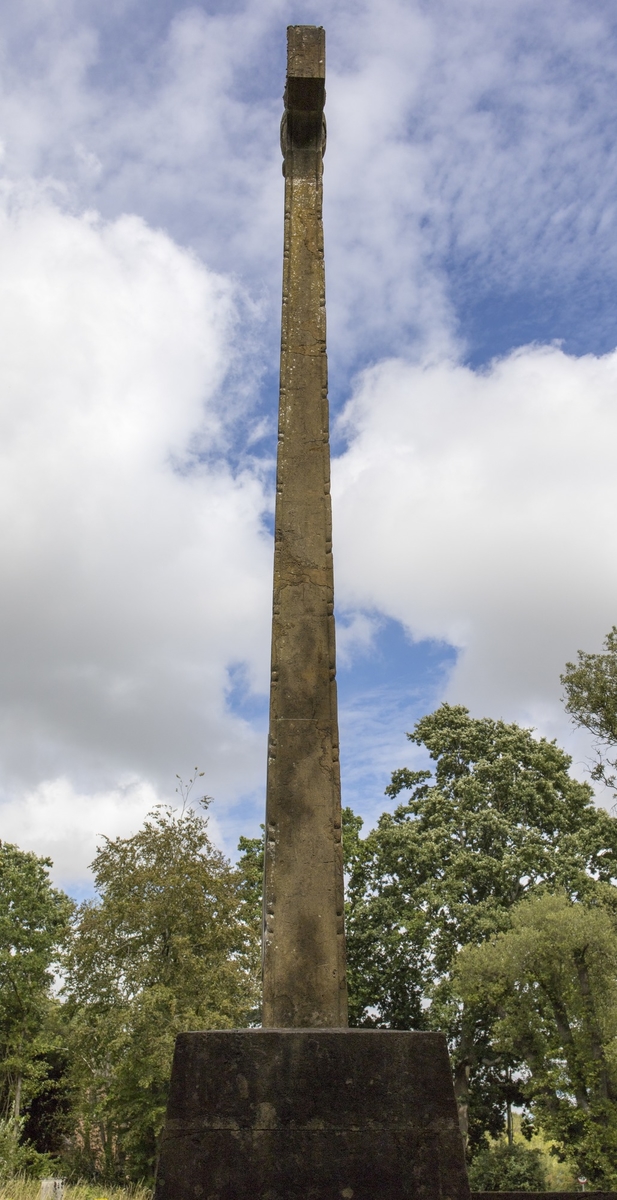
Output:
[[343, 703, 617, 1150], [64, 804, 260, 1183], [0, 842, 72, 1123], [456, 892, 617, 1186], [562, 625, 617, 790]]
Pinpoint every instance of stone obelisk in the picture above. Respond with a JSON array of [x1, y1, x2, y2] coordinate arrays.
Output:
[[154, 29, 470, 1199], [262, 24, 347, 1030]]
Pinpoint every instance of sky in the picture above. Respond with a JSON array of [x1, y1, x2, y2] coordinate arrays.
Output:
[[1, 0, 617, 893]]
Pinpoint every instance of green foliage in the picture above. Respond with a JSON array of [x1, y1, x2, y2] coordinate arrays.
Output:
[[20, 1045, 74, 1159], [467, 1139, 548, 1191], [0, 1117, 57, 1181], [236, 833, 264, 1026], [456, 891, 617, 1186], [63, 805, 260, 1184], [562, 625, 617, 790], [0, 842, 73, 1127], [343, 703, 617, 1154]]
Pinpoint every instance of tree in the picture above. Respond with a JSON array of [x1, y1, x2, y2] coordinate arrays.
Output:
[[236, 832, 264, 1026], [343, 703, 617, 1152], [455, 892, 617, 1186], [0, 842, 73, 1124], [20, 1041, 73, 1162], [562, 625, 617, 791], [63, 804, 260, 1183], [467, 1139, 547, 1192]]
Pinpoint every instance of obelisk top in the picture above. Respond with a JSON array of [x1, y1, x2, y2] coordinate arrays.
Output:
[[282, 27, 326, 170], [287, 25, 325, 77]]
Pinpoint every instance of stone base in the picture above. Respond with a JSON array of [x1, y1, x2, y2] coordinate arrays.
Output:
[[154, 1028, 470, 1200]]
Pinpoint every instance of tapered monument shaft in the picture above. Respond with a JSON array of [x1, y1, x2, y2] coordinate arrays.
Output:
[[154, 30, 470, 1197], [262, 25, 347, 1028]]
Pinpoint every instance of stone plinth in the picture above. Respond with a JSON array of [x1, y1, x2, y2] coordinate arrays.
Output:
[[154, 1029, 470, 1200]]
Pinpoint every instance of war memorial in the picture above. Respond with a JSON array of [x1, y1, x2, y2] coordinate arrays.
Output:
[[151, 28, 470, 1199], [150, 25, 617, 1200]]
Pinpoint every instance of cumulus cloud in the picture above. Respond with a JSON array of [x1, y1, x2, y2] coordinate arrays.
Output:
[[1, 0, 617, 878], [0, 185, 272, 884], [0, 777, 160, 890], [3, 1, 617, 370], [333, 344, 617, 746], [0, 774, 230, 892]]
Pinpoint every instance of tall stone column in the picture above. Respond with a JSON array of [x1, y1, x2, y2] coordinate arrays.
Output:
[[262, 24, 348, 1030], [153, 29, 470, 1198]]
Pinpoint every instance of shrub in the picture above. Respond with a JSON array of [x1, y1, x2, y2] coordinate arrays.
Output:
[[467, 1139, 548, 1191]]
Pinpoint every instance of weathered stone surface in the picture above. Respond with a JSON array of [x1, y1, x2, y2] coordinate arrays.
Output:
[[263, 24, 347, 1030], [154, 1029, 471, 1200]]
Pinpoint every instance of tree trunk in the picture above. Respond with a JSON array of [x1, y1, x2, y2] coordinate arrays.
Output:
[[453, 1058, 471, 1147], [543, 983, 590, 1110], [453, 1010, 477, 1149], [574, 946, 614, 1102]]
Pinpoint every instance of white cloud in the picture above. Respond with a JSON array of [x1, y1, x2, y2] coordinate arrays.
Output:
[[333, 344, 617, 745], [3, 0, 617, 368], [0, 774, 230, 891], [0, 185, 273, 883], [0, 776, 160, 889], [1, 0, 617, 876], [336, 611, 379, 669]]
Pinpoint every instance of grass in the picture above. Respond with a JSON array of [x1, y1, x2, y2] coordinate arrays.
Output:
[[0, 1182, 152, 1200]]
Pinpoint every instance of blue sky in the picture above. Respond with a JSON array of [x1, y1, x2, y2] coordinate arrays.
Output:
[[1, 0, 617, 890]]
